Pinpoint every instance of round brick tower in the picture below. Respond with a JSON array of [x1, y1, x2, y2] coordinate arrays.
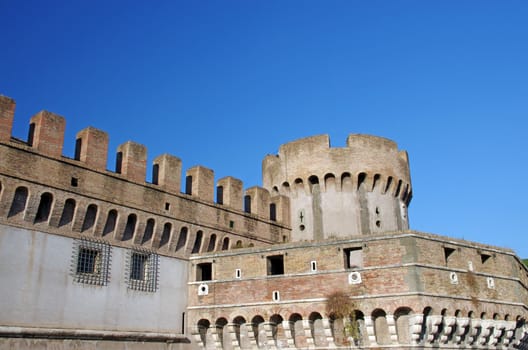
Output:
[[262, 134, 412, 242]]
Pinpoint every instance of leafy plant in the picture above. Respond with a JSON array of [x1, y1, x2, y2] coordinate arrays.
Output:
[[325, 291, 360, 343]]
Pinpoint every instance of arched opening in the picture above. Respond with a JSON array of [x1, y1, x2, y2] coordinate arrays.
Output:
[[372, 309, 391, 345], [341, 173, 353, 192], [308, 175, 319, 193], [270, 314, 284, 346], [309, 312, 325, 347], [357, 173, 367, 191], [102, 209, 118, 236], [235, 240, 243, 248], [372, 174, 381, 191], [281, 182, 290, 194], [35, 192, 53, 223], [197, 319, 211, 346], [159, 222, 171, 247], [221, 236, 230, 250], [215, 317, 228, 347], [192, 230, 203, 253], [142, 218, 155, 244], [324, 173, 336, 192], [81, 204, 98, 232], [59, 198, 76, 227], [394, 307, 413, 344], [8, 186, 29, 218], [420, 307, 433, 343], [122, 214, 137, 241], [251, 315, 265, 345], [207, 234, 217, 252], [272, 186, 279, 196], [395, 179, 403, 197], [185, 175, 192, 195], [175, 227, 188, 251], [384, 176, 393, 194], [294, 178, 304, 195], [289, 313, 305, 348], [233, 316, 247, 347]]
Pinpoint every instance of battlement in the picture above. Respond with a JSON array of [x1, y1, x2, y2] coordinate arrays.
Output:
[[263, 134, 412, 241], [0, 94, 290, 257]]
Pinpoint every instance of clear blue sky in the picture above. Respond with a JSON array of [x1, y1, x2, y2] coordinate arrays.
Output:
[[2, 1, 527, 258]]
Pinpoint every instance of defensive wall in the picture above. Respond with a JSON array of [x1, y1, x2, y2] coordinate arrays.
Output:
[[0, 94, 290, 350], [187, 231, 528, 348], [0, 95, 291, 258], [262, 134, 411, 241]]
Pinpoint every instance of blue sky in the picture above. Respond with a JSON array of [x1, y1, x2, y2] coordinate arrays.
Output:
[[2, 1, 527, 258]]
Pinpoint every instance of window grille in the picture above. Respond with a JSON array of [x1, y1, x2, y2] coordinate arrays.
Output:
[[71, 238, 111, 286], [126, 249, 159, 292]]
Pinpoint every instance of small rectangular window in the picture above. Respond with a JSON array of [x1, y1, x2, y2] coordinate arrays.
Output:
[[444, 247, 456, 264], [127, 250, 159, 292], [72, 239, 111, 286], [310, 260, 317, 272], [480, 252, 492, 264], [343, 247, 363, 269], [235, 268, 241, 279], [272, 290, 280, 301], [130, 252, 149, 280], [197, 262, 213, 281], [267, 255, 284, 275]]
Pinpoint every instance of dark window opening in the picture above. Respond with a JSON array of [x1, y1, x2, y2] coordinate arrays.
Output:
[[130, 252, 148, 280], [74, 138, 82, 161], [244, 195, 251, 213], [192, 231, 203, 254], [71, 177, 78, 187], [81, 204, 98, 232], [196, 262, 212, 281], [229, 220, 234, 229], [77, 248, 99, 274], [267, 255, 284, 275], [222, 237, 229, 250], [216, 186, 224, 205], [27, 123, 35, 146], [357, 172, 367, 190], [481, 253, 492, 264], [35, 192, 53, 223], [444, 247, 456, 263], [152, 164, 159, 185], [207, 234, 216, 252], [165, 202, 170, 210], [142, 219, 155, 244], [160, 223, 171, 247], [115, 152, 123, 174], [176, 227, 188, 251], [122, 214, 137, 241], [344, 247, 363, 269], [185, 175, 192, 195], [8, 186, 29, 218], [270, 203, 277, 221], [102, 209, 118, 236], [59, 199, 76, 227]]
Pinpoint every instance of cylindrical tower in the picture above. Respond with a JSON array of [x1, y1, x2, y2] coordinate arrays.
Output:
[[262, 134, 412, 242]]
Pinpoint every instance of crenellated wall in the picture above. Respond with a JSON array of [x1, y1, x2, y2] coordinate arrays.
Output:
[[263, 134, 412, 242], [0, 95, 290, 259]]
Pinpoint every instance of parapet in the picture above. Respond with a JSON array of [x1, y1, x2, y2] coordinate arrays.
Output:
[[29, 111, 66, 158], [217, 176, 243, 210], [0, 95, 15, 142], [244, 186, 271, 218], [0, 93, 291, 225], [263, 133, 411, 197]]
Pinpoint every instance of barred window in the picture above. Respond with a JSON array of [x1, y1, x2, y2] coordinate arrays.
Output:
[[72, 239, 111, 286], [127, 250, 159, 292]]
